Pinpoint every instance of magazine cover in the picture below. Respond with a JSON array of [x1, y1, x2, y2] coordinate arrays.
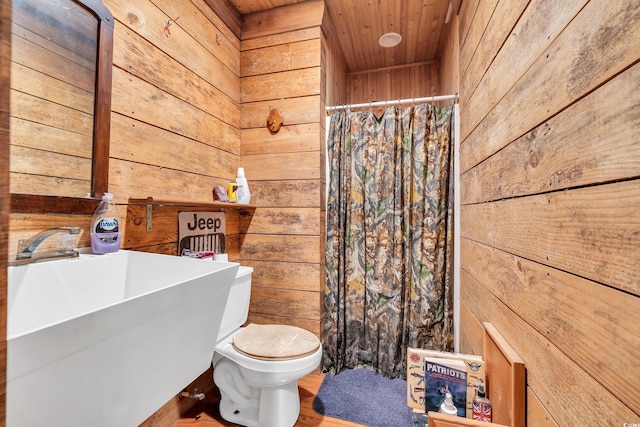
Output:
[[424, 358, 467, 417], [406, 348, 485, 418]]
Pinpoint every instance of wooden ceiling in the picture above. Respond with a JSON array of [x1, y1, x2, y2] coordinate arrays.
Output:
[[226, 0, 454, 73]]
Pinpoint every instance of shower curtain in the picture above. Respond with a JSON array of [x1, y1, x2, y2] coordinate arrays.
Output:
[[323, 103, 455, 379]]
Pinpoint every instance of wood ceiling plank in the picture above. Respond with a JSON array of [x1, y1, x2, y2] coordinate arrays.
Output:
[[229, 0, 451, 72]]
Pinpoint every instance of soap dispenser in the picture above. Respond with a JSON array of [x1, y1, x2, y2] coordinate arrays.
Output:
[[90, 193, 121, 254]]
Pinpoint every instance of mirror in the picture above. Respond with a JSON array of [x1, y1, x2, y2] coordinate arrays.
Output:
[[9, 0, 113, 213]]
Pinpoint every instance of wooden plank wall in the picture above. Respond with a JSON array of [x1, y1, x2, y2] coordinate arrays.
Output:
[[238, 0, 325, 338], [447, 0, 640, 425], [346, 61, 439, 108], [8, 0, 243, 424], [0, 0, 10, 423], [8, 0, 242, 253], [438, 14, 459, 99]]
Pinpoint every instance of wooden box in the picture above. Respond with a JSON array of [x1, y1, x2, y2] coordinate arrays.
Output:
[[428, 322, 525, 427]]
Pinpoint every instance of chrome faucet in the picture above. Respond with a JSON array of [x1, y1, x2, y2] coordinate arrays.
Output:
[[12, 226, 82, 265]]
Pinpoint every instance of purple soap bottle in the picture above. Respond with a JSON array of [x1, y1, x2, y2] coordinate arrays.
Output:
[[90, 193, 121, 254]]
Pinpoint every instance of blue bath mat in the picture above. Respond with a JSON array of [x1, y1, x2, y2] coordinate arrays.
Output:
[[312, 368, 414, 427]]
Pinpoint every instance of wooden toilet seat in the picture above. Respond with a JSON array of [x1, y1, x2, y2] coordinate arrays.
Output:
[[232, 323, 320, 361]]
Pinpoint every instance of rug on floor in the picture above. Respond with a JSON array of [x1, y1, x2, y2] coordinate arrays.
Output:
[[312, 368, 414, 427]]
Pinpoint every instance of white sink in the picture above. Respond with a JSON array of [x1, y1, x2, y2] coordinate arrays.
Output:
[[7, 250, 239, 427]]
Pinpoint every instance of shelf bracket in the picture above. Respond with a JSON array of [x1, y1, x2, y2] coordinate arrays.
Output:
[[146, 203, 153, 232]]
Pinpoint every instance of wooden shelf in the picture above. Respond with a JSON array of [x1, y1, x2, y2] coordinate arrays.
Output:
[[127, 197, 256, 211], [126, 197, 255, 235]]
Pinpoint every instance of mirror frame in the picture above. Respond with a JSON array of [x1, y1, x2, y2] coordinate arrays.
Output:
[[10, 0, 114, 214]]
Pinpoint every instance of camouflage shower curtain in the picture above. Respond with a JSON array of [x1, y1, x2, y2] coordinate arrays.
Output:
[[323, 103, 455, 379]]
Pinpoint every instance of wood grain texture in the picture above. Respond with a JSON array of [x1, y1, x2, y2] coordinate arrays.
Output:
[[242, 152, 321, 181], [241, 39, 321, 76], [241, 124, 321, 156], [151, 0, 240, 74], [459, 301, 483, 356], [241, 27, 321, 52], [437, 14, 459, 97], [458, 0, 498, 89], [461, 181, 640, 296], [241, 207, 320, 235], [123, 203, 239, 248], [250, 287, 320, 320], [321, 0, 449, 72], [241, 67, 321, 103], [241, 95, 321, 129], [240, 234, 320, 264], [202, 0, 241, 39], [460, 0, 640, 173], [243, 260, 320, 292], [461, 0, 587, 139], [455, 0, 640, 423], [240, 0, 324, 41], [111, 67, 239, 155], [427, 412, 509, 427], [108, 159, 230, 207], [109, 114, 237, 179], [247, 180, 322, 208], [461, 270, 638, 425], [1, 0, 10, 421], [238, 8, 324, 341], [464, 238, 640, 412], [526, 388, 559, 427], [458, 0, 528, 110], [483, 323, 525, 427], [346, 62, 440, 106], [461, 61, 640, 205], [112, 25, 240, 128], [105, 0, 240, 101]]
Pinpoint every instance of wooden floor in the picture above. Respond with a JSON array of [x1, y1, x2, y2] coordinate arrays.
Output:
[[171, 373, 365, 427]]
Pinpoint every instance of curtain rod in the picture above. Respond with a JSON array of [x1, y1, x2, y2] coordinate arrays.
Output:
[[326, 94, 458, 112]]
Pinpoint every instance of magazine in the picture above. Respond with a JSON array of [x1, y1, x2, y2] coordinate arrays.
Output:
[[424, 358, 467, 416], [406, 348, 485, 418]]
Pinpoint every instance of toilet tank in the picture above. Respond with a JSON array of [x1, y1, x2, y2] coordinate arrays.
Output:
[[218, 265, 253, 341]]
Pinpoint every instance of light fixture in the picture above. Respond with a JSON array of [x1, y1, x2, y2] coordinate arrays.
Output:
[[378, 32, 402, 48]]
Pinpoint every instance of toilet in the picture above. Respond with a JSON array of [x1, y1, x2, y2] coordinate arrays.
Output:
[[212, 266, 322, 427]]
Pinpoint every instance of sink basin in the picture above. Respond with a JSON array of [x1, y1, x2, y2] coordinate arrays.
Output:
[[7, 250, 239, 427]]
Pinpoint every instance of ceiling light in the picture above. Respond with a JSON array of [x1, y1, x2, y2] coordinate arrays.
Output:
[[378, 32, 402, 48]]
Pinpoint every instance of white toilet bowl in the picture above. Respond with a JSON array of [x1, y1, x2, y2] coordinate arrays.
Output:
[[212, 266, 321, 427]]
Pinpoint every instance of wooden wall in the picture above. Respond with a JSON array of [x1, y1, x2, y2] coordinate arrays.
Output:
[[0, 0, 10, 423], [238, 0, 325, 338], [450, 0, 640, 425], [8, 0, 243, 424], [8, 0, 242, 253], [346, 61, 439, 106], [438, 13, 458, 98]]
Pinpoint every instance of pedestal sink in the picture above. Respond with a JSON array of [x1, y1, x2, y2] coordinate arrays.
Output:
[[7, 250, 238, 427]]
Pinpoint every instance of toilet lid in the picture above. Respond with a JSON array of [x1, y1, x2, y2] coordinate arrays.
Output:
[[232, 323, 320, 361]]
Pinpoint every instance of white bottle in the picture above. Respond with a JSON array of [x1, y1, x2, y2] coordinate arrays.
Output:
[[439, 391, 458, 416], [235, 167, 251, 204]]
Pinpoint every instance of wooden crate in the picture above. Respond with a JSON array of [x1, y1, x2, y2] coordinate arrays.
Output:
[[428, 323, 525, 427]]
